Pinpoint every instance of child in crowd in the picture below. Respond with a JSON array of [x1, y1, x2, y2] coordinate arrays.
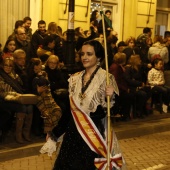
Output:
[[147, 55, 170, 113], [30, 58, 61, 134]]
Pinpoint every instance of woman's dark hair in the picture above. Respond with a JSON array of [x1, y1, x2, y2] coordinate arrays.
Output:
[[143, 27, 151, 34], [38, 20, 46, 26], [75, 27, 82, 37], [105, 10, 111, 14], [27, 58, 41, 76], [14, 20, 24, 29], [90, 10, 98, 22], [107, 35, 118, 44], [82, 40, 105, 61], [151, 54, 162, 67], [43, 35, 54, 46], [3, 38, 16, 53]]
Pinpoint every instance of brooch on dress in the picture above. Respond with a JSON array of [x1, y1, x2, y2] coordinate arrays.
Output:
[[79, 93, 86, 106]]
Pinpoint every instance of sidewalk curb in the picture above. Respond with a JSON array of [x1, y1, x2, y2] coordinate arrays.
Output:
[[0, 142, 43, 162], [0, 113, 170, 162], [115, 117, 170, 139]]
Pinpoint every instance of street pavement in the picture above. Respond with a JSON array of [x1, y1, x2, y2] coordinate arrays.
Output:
[[0, 110, 170, 170]]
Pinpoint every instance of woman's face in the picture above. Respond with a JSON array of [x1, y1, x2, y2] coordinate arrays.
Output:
[[3, 60, 13, 74], [80, 44, 98, 69], [48, 58, 59, 70], [128, 40, 135, 48], [34, 62, 42, 73], [7, 40, 16, 52], [96, 12, 99, 18]]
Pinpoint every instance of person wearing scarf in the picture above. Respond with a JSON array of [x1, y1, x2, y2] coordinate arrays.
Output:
[[0, 58, 33, 144]]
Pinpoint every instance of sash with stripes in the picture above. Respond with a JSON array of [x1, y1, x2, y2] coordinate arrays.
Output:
[[70, 97, 123, 170]]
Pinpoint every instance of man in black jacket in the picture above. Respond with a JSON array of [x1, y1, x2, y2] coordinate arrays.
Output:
[[31, 20, 47, 58]]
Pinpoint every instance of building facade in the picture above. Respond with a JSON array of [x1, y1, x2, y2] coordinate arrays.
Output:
[[0, 0, 170, 48]]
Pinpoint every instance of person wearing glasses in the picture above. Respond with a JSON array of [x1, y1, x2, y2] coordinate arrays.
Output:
[[14, 26, 31, 64], [0, 58, 33, 144]]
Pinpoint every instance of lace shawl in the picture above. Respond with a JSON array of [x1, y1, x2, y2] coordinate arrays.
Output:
[[68, 68, 119, 114]]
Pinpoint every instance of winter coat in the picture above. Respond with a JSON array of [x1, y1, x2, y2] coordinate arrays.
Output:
[[148, 42, 169, 63]]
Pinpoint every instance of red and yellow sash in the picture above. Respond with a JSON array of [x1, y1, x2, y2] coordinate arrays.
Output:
[[70, 97, 122, 170]]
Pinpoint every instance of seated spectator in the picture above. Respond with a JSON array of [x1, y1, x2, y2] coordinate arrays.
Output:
[[13, 49, 29, 93], [109, 52, 134, 120], [28, 58, 62, 134], [1, 38, 16, 61], [147, 56, 170, 113], [124, 54, 152, 118], [0, 58, 33, 143], [123, 36, 141, 64], [45, 55, 70, 117], [117, 41, 126, 53], [0, 106, 13, 142]]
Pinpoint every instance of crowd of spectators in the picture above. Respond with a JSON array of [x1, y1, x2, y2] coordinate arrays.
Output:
[[0, 11, 170, 144]]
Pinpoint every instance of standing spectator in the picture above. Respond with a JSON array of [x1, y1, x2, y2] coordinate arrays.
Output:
[[37, 34, 55, 62], [106, 34, 118, 67], [46, 22, 63, 62], [8, 20, 24, 39], [164, 31, 170, 70], [14, 27, 31, 63], [23, 16, 32, 42], [143, 27, 153, 47], [90, 10, 100, 32], [98, 10, 113, 37], [148, 35, 169, 65], [31, 20, 47, 58]]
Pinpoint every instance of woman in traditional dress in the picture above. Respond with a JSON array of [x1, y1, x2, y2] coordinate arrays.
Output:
[[51, 40, 125, 170]]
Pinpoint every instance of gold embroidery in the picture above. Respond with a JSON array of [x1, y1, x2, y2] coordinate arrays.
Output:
[[79, 93, 86, 105]]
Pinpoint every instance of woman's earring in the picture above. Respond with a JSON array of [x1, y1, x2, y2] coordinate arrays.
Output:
[[97, 59, 100, 66]]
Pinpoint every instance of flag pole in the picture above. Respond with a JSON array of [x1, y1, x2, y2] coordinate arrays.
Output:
[[100, 1, 111, 170]]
